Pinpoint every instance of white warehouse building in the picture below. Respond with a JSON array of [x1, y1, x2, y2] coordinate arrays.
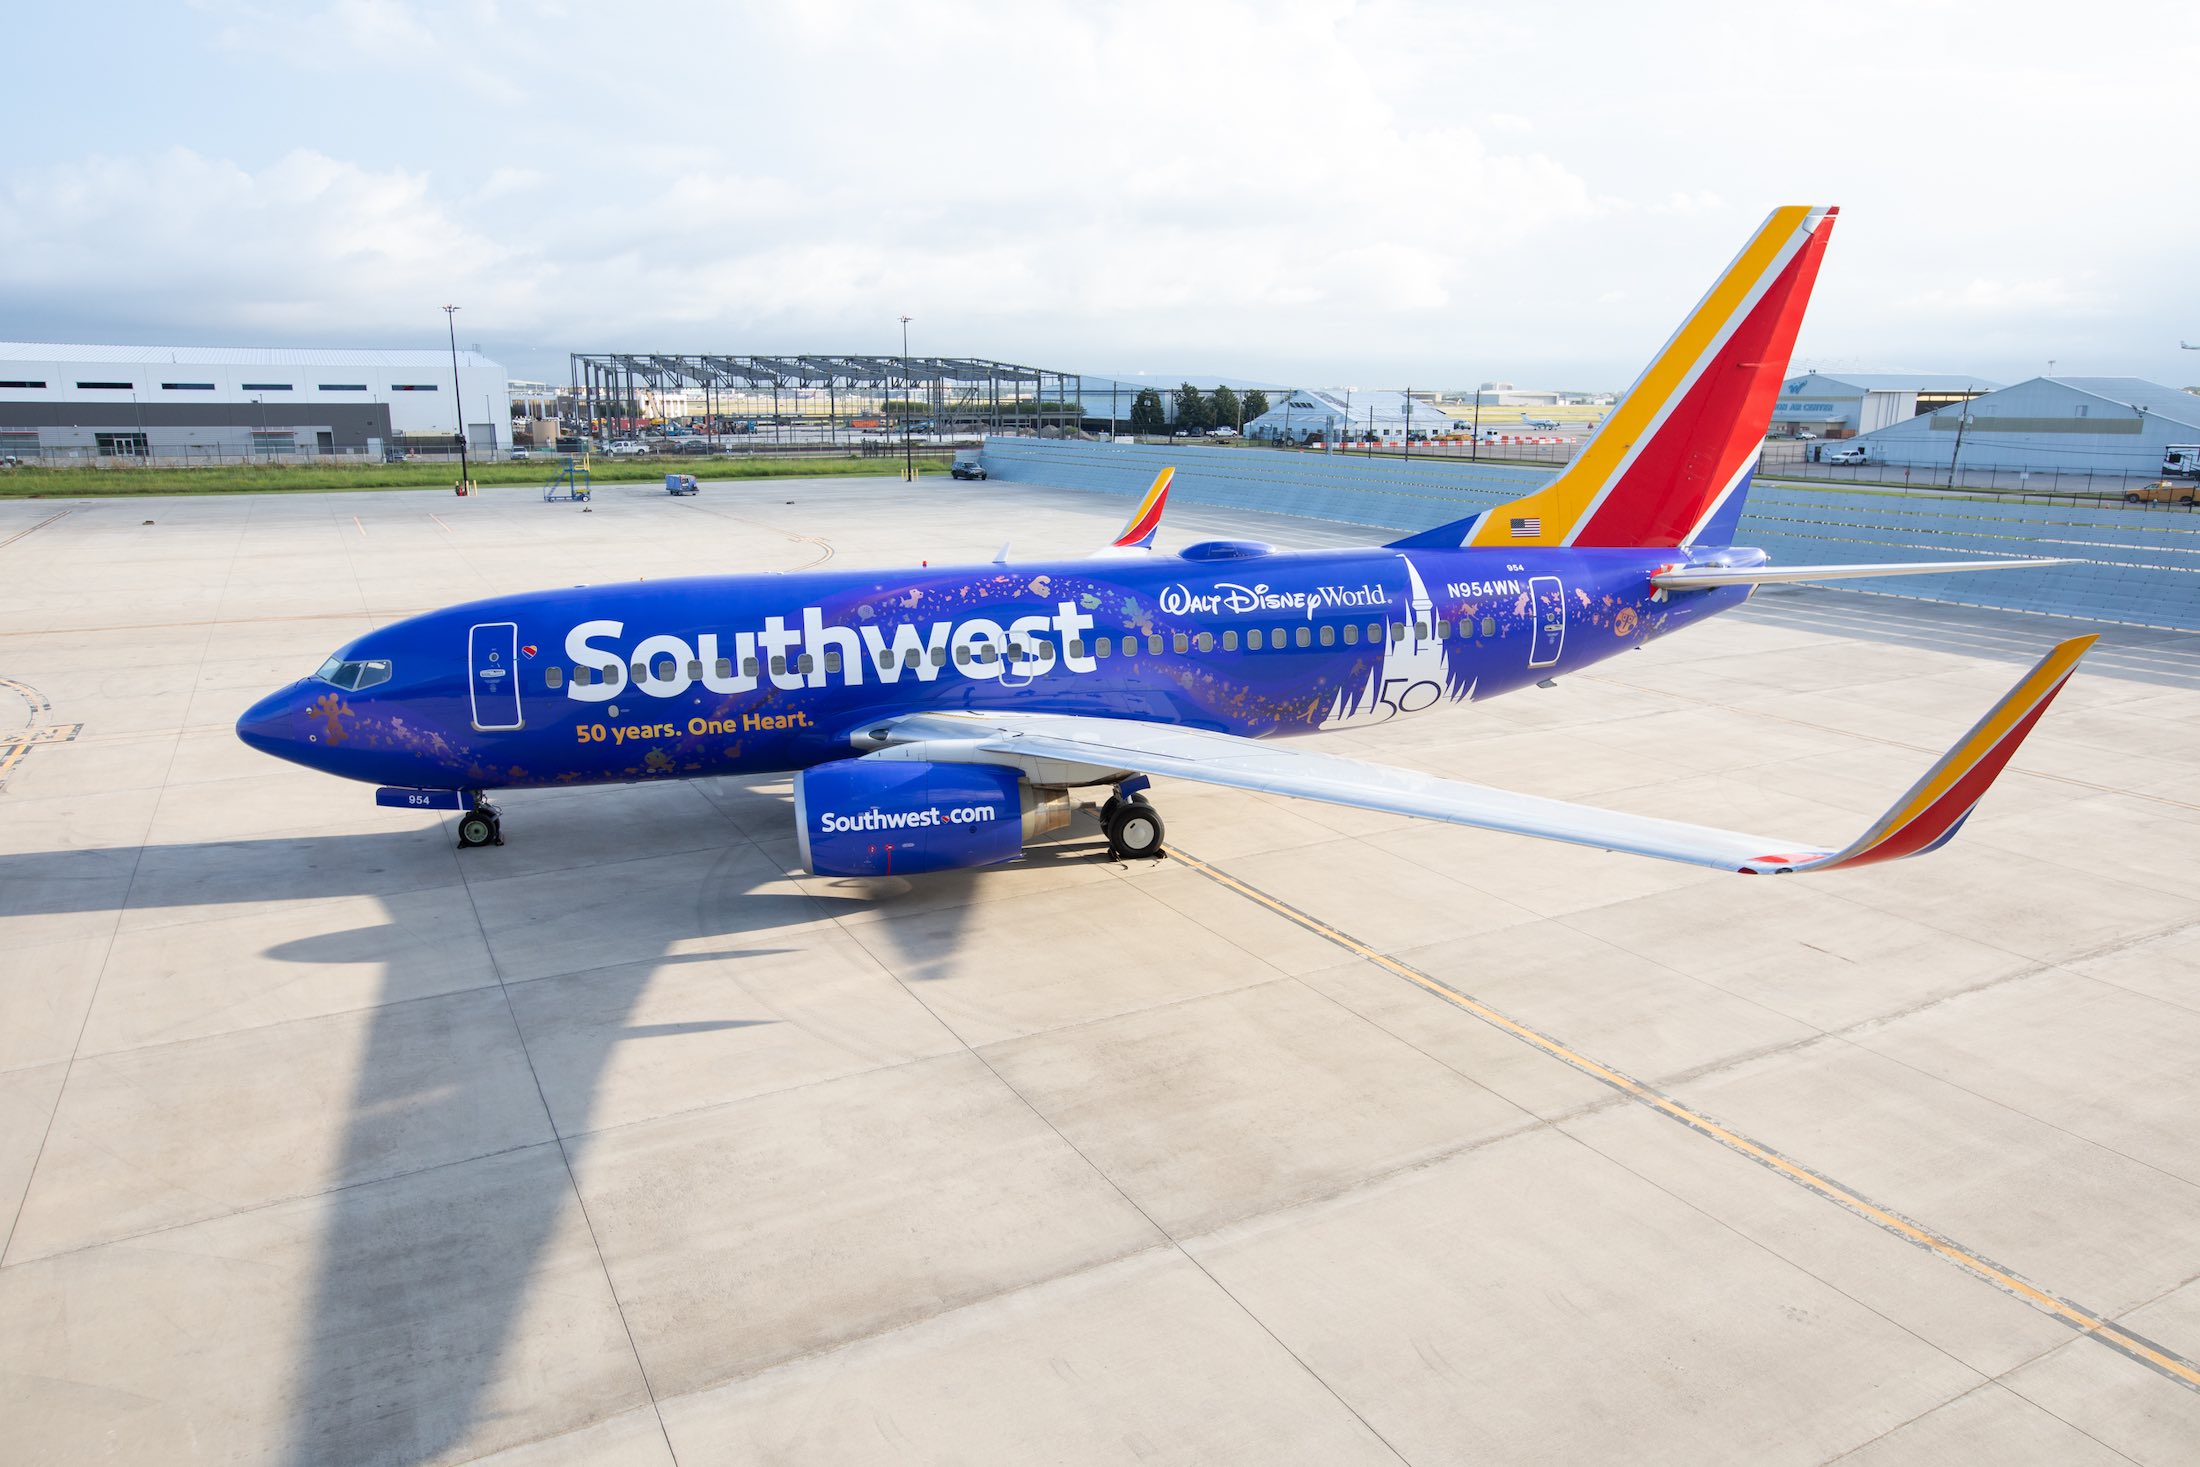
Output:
[[1844, 377, 2200, 478], [0, 343, 509, 461]]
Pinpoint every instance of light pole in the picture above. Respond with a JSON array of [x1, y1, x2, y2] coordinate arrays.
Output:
[[1472, 387, 1483, 461], [442, 305, 471, 488], [899, 314, 914, 482]]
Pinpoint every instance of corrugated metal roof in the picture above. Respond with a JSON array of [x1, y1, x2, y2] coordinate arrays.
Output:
[[1789, 372, 2002, 393], [0, 341, 502, 370], [2052, 377, 2200, 425]]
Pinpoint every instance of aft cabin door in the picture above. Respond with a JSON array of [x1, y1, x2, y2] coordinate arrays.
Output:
[[1528, 576, 1566, 668], [469, 621, 524, 731]]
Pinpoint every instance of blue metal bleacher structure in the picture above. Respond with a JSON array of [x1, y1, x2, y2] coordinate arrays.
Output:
[[976, 439, 2200, 633], [543, 456, 592, 503]]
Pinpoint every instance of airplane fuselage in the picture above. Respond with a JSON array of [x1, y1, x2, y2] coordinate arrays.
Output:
[[238, 542, 1749, 794]]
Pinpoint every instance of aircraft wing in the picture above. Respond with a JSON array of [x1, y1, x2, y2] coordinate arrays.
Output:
[[857, 635, 2095, 875]]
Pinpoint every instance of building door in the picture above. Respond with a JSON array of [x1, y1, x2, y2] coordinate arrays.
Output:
[[315, 430, 334, 455], [1528, 575, 1566, 668], [468, 621, 524, 731]]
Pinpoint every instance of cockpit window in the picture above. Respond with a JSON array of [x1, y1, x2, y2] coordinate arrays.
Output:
[[315, 656, 392, 691]]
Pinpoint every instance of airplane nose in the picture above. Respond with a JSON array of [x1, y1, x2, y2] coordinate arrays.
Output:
[[235, 682, 307, 758]]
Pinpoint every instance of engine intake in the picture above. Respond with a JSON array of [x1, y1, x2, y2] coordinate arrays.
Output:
[[794, 759, 1072, 877]]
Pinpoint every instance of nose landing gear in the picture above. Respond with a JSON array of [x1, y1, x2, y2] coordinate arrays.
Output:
[[456, 800, 503, 849], [1099, 788, 1166, 861]]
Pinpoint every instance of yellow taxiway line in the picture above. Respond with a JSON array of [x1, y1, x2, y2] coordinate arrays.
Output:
[[1171, 847, 2200, 1393]]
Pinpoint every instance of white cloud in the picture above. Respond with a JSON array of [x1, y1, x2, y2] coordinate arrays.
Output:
[[7, 0, 2199, 387]]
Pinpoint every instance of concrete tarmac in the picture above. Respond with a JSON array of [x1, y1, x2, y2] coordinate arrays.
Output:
[[1, 476, 2196, 1466]]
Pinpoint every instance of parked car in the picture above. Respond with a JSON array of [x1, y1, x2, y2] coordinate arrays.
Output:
[[951, 459, 987, 480], [603, 440, 649, 457], [1793, 429, 1819, 440], [1207, 426, 1239, 438], [1823, 445, 1872, 465]]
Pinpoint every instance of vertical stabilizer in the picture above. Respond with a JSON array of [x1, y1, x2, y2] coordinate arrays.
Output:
[[1470, 205, 1836, 550]]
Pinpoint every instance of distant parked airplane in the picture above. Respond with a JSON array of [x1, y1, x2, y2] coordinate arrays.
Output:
[[1521, 412, 1563, 430], [239, 206, 2081, 878]]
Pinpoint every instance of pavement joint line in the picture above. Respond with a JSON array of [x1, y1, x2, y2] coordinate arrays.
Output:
[[448, 817, 684, 1466], [808, 871, 1417, 1466], [1168, 846, 2200, 1396]]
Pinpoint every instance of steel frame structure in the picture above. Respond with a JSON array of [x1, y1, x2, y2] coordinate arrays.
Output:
[[567, 353, 1081, 442]]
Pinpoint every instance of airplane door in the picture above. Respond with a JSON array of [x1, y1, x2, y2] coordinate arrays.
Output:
[[1528, 576, 1565, 668], [469, 621, 524, 730]]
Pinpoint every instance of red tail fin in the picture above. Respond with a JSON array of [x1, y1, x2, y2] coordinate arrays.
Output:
[[1470, 206, 1836, 550]]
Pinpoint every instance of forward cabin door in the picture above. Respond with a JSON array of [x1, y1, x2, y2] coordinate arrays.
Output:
[[469, 621, 524, 730], [1528, 575, 1566, 669]]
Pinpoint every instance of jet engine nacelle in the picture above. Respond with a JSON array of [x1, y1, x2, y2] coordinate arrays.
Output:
[[794, 759, 1072, 877]]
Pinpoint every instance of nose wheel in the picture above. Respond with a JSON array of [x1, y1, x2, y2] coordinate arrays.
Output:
[[456, 801, 503, 849], [1100, 790, 1166, 861]]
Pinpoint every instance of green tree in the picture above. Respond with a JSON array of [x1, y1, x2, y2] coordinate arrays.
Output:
[[1242, 389, 1270, 422], [1176, 383, 1210, 433], [1129, 388, 1165, 435], [1211, 384, 1241, 431]]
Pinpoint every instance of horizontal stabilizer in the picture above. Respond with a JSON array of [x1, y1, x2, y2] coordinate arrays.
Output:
[[1385, 514, 1486, 551], [858, 636, 2095, 876], [1652, 558, 2070, 591]]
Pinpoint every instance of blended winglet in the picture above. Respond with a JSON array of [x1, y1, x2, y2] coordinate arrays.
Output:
[[1110, 467, 1174, 549], [1742, 634, 2097, 874]]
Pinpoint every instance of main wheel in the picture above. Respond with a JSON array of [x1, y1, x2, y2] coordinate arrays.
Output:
[[457, 809, 500, 849], [1106, 799, 1165, 860]]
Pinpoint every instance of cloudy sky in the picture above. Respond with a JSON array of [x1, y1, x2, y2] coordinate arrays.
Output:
[[5, 1, 2195, 390]]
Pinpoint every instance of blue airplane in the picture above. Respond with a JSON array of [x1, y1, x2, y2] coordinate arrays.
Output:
[[238, 206, 2087, 878]]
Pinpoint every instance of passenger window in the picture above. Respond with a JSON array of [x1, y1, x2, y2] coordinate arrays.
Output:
[[1172, 632, 1189, 654], [877, 652, 894, 671], [545, 666, 565, 690], [1343, 623, 1359, 645], [1095, 638, 1111, 659], [631, 661, 648, 682], [797, 654, 814, 675], [1392, 624, 1407, 643], [1249, 628, 1264, 650], [572, 666, 591, 687], [824, 651, 842, 673], [1148, 634, 1162, 655], [1069, 639, 1086, 658], [955, 645, 972, 665], [980, 645, 998, 664], [770, 655, 786, 675], [658, 660, 677, 681], [1482, 616, 1497, 637], [1435, 619, 1450, 639], [903, 650, 920, 668], [1416, 621, 1430, 639], [743, 656, 760, 677], [931, 647, 947, 666], [1293, 626, 1309, 648], [1319, 625, 1335, 647], [1367, 622, 1380, 643], [715, 658, 732, 679], [1222, 630, 1237, 651], [1194, 632, 1213, 653], [686, 660, 702, 679]]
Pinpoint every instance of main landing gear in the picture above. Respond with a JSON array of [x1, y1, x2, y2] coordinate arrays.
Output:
[[456, 799, 503, 849], [1098, 787, 1166, 861]]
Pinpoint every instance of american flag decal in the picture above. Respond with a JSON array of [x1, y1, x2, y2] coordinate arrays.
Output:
[[1509, 517, 1542, 538]]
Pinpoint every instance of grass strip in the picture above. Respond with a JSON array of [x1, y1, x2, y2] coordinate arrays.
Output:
[[0, 455, 946, 498]]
